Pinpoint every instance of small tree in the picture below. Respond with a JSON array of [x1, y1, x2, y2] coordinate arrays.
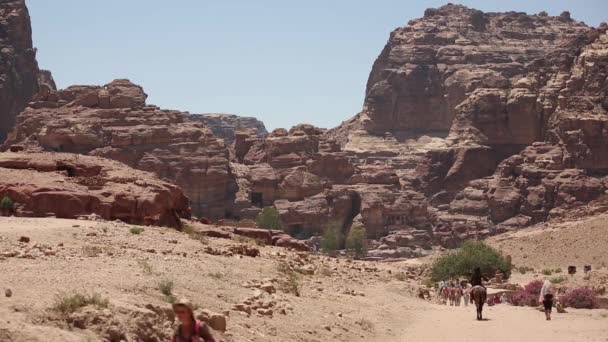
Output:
[[321, 221, 343, 253], [431, 240, 512, 281], [0, 196, 14, 209], [346, 225, 367, 258], [255, 207, 282, 230]]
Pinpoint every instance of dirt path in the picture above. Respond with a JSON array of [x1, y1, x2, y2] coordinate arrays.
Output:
[[375, 301, 608, 342]]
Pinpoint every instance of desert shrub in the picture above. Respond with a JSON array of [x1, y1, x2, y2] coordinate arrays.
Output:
[[554, 268, 562, 273], [321, 221, 343, 253], [394, 272, 407, 282], [129, 226, 144, 235], [255, 207, 282, 230], [550, 275, 567, 284], [430, 241, 512, 281], [517, 266, 534, 274], [158, 279, 176, 303], [182, 224, 195, 235], [345, 225, 367, 258], [0, 196, 14, 209], [138, 259, 154, 275], [53, 292, 109, 314], [355, 318, 374, 332], [560, 287, 598, 309], [524, 279, 544, 297], [277, 261, 302, 296], [541, 268, 553, 276], [207, 271, 224, 280], [510, 290, 537, 307]]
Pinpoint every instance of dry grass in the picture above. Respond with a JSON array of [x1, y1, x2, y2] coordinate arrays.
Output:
[[356, 318, 375, 331], [138, 259, 154, 275], [277, 261, 302, 296], [158, 279, 176, 303], [82, 245, 103, 257], [394, 272, 407, 281], [52, 292, 109, 314]]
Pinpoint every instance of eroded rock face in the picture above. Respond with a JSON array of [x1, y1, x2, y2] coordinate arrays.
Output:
[[0, 0, 49, 140], [315, 5, 608, 251], [2, 80, 236, 220], [187, 113, 268, 145], [0, 152, 190, 226]]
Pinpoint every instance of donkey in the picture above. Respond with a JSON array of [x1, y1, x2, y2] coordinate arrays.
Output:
[[470, 286, 487, 320]]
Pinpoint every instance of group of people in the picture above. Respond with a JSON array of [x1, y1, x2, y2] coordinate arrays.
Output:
[[437, 267, 557, 321], [438, 280, 470, 306]]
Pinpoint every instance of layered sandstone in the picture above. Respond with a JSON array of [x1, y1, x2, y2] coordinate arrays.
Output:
[[0, 0, 49, 140], [187, 113, 268, 145], [2, 80, 236, 220], [0, 152, 190, 226], [324, 5, 608, 249]]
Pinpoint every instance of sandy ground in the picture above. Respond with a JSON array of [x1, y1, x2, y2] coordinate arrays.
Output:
[[1, 216, 607, 342], [488, 214, 608, 270]]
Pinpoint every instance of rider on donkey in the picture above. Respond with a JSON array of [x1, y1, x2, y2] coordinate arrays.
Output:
[[470, 267, 488, 288]]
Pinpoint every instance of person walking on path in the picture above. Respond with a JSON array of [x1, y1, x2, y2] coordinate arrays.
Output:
[[539, 280, 555, 321], [172, 298, 216, 342]]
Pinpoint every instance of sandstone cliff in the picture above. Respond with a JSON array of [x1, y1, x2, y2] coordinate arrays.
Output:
[[0, 0, 49, 141], [187, 113, 268, 145], [326, 5, 608, 249], [2, 80, 237, 220]]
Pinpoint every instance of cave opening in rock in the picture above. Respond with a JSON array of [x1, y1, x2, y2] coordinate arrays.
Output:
[[57, 165, 77, 177], [251, 192, 263, 207]]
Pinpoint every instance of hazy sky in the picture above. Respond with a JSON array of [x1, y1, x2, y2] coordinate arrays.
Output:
[[29, 0, 607, 130]]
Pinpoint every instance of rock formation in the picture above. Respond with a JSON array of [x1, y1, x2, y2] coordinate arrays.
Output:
[[225, 5, 608, 254], [326, 5, 608, 249], [0, 0, 50, 140], [1, 80, 236, 220], [0, 152, 190, 226], [187, 113, 268, 145], [4, 3, 608, 256]]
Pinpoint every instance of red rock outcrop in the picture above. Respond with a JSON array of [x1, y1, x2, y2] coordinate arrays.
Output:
[[0, 152, 190, 227], [1, 80, 236, 220], [0, 0, 50, 140], [187, 113, 268, 145]]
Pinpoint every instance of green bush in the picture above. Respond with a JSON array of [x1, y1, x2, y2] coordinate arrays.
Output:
[[550, 275, 567, 284], [255, 207, 282, 230], [345, 225, 367, 258], [431, 241, 512, 281], [321, 221, 343, 253], [0, 196, 14, 209], [129, 226, 144, 235], [53, 292, 109, 314], [541, 268, 553, 276], [554, 268, 562, 273]]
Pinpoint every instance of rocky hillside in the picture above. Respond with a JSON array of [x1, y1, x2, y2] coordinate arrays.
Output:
[[0, 0, 52, 141], [1, 80, 236, 220], [187, 113, 268, 145]]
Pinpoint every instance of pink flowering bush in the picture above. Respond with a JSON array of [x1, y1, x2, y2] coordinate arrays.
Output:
[[510, 290, 538, 307], [524, 279, 544, 297], [509, 280, 546, 307], [560, 287, 598, 309]]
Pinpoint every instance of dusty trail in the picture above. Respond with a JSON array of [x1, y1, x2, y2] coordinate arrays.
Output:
[[374, 300, 608, 342]]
